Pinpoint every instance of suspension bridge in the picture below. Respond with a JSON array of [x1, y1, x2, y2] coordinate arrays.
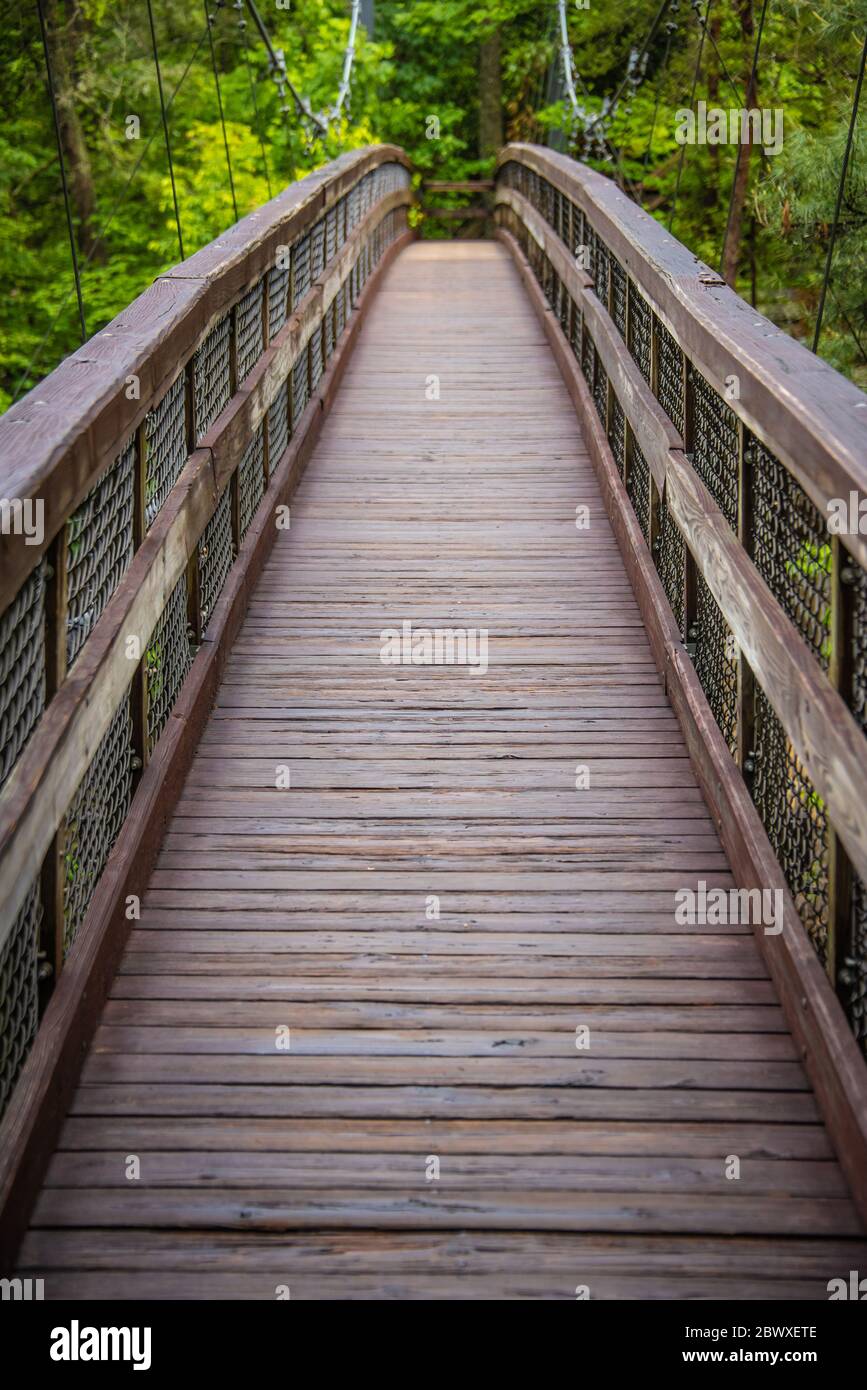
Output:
[[1, 4, 867, 1303]]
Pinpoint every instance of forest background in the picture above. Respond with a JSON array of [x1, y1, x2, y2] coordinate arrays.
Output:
[[1, 0, 864, 411]]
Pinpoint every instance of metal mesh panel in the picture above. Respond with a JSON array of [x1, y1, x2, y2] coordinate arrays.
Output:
[[268, 263, 290, 341], [655, 318, 685, 437], [851, 562, 867, 734], [843, 563, 867, 1052], [292, 354, 309, 426], [66, 439, 135, 667], [748, 438, 832, 669], [592, 350, 607, 426], [589, 224, 609, 305], [63, 694, 134, 956], [627, 439, 650, 541], [324, 298, 337, 360], [690, 368, 739, 530], [146, 575, 191, 757], [293, 233, 311, 309], [558, 279, 571, 337], [609, 396, 626, 478], [752, 687, 830, 963], [656, 497, 687, 640], [561, 199, 573, 260], [309, 322, 325, 393], [145, 373, 187, 527], [336, 283, 347, 338], [236, 280, 264, 384], [326, 205, 338, 261], [238, 424, 266, 540], [194, 313, 232, 440], [198, 485, 234, 633], [348, 182, 361, 232], [693, 575, 738, 756], [628, 282, 652, 385], [310, 218, 326, 280], [267, 380, 290, 469], [581, 323, 594, 388], [0, 878, 42, 1116], [842, 876, 867, 1055], [570, 298, 582, 359], [572, 205, 585, 262], [0, 560, 46, 791], [610, 256, 627, 337]]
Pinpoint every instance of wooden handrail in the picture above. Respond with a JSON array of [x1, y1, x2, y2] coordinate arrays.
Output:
[[497, 181, 867, 893], [497, 143, 867, 574], [0, 145, 411, 617], [493, 144, 867, 1222], [0, 150, 412, 948]]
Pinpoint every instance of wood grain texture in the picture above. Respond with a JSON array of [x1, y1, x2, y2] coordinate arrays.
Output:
[[494, 222, 867, 1228], [10, 240, 865, 1299]]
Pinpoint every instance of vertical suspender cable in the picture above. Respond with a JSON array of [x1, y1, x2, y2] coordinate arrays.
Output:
[[36, 0, 87, 343], [235, 1, 273, 197], [205, 1, 239, 222], [718, 0, 771, 277], [812, 31, 867, 354], [146, 0, 185, 261], [641, 24, 674, 206], [668, 0, 713, 232]]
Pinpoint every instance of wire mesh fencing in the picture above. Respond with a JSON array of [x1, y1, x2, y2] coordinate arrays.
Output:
[[495, 156, 867, 1051], [0, 158, 409, 1122]]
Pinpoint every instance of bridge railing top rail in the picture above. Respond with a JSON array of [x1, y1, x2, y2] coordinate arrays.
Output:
[[493, 144, 867, 1098], [0, 144, 412, 1125], [497, 143, 867, 575], [0, 143, 411, 617]]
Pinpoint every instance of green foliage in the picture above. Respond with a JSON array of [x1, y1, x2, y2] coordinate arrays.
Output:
[[0, 0, 864, 408]]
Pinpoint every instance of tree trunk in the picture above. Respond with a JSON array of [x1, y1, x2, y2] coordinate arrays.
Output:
[[46, 0, 102, 262], [479, 29, 503, 160], [721, 1, 755, 287]]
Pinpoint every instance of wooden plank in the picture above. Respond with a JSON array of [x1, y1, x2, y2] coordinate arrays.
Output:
[[10, 236, 865, 1296]]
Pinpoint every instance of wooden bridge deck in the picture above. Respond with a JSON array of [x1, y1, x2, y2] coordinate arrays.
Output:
[[19, 242, 866, 1299]]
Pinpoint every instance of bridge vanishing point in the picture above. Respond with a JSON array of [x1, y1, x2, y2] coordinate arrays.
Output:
[[1, 145, 867, 1299]]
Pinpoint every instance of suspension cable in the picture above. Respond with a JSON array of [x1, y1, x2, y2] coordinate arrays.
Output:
[[556, 7, 643, 202], [585, 0, 672, 138], [205, 0, 238, 222], [813, 30, 867, 353], [668, 0, 713, 232], [325, 0, 361, 125], [35, 0, 87, 344], [234, 0, 273, 197], [244, 0, 326, 137], [641, 18, 675, 206], [146, 0, 185, 261], [718, 0, 772, 278], [14, 22, 210, 402]]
